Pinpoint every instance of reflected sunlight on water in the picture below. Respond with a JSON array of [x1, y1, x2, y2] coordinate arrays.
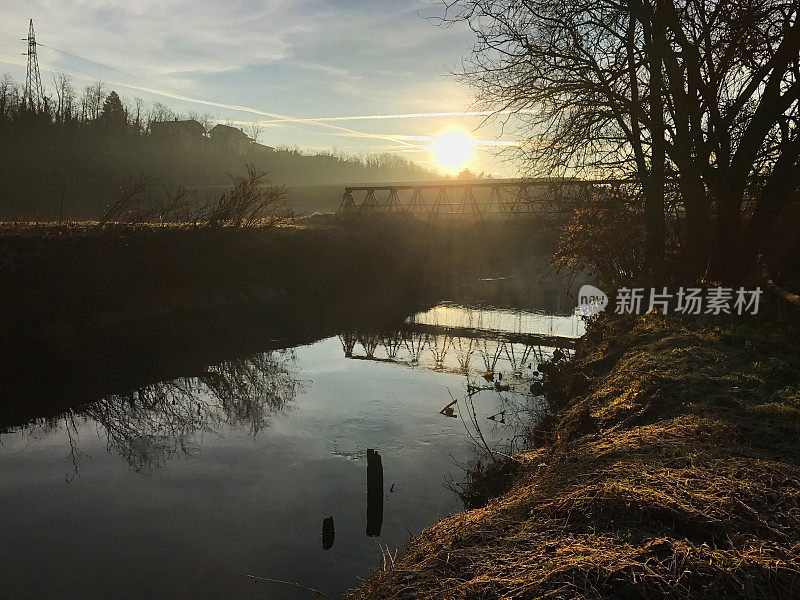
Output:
[[408, 302, 585, 338]]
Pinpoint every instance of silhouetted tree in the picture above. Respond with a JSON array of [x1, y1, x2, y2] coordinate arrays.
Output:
[[0, 75, 18, 122], [442, 0, 670, 268], [51, 72, 76, 124], [99, 91, 127, 131], [81, 81, 105, 121], [443, 0, 800, 278]]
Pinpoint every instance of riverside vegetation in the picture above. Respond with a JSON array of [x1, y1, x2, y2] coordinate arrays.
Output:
[[349, 312, 800, 599], [343, 180, 800, 598], [0, 162, 560, 413]]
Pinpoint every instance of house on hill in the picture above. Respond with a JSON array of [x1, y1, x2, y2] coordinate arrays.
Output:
[[209, 124, 253, 155], [252, 142, 275, 153], [149, 119, 206, 148]]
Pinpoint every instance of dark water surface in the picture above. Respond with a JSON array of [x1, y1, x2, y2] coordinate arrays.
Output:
[[0, 301, 583, 599]]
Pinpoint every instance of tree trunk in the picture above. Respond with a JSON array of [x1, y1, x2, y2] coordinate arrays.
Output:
[[742, 173, 800, 259], [712, 181, 744, 280], [645, 2, 666, 269], [743, 148, 800, 260], [680, 175, 711, 273], [644, 180, 665, 266]]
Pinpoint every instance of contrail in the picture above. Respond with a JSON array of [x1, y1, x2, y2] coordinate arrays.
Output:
[[333, 131, 522, 147], [94, 81, 519, 151], [34, 42, 525, 150], [256, 109, 537, 123], [70, 77, 429, 150], [34, 42, 427, 150]]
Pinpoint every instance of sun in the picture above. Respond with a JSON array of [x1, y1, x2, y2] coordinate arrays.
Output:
[[431, 129, 474, 172]]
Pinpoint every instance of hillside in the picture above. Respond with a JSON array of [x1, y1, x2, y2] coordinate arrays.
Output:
[[0, 78, 440, 220]]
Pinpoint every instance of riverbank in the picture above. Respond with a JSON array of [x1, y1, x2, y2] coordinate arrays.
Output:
[[350, 312, 800, 599], [0, 218, 559, 420], [0, 218, 556, 347]]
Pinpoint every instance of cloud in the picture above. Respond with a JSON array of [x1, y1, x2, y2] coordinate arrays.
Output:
[[1, 0, 315, 84], [0, 1, 522, 174]]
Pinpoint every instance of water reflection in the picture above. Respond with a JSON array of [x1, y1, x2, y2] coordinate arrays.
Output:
[[338, 304, 580, 378], [0, 302, 583, 600], [17, 349, 299, 473], [340, 331, 556, 375], [337, 304, 581, 457]]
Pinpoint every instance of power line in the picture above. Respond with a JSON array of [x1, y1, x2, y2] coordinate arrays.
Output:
[[36, 41, 174, 95]]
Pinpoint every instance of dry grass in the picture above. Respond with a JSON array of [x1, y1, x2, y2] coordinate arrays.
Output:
[[349, 314, 800, 599]]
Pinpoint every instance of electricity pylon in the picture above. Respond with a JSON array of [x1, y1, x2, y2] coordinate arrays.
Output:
[[22, 19, 46, 113]]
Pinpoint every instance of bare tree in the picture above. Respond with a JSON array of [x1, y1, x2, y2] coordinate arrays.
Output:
[[656, 0, 800, 267], [51, 72, 76, 124], [248, 121, 263, 143], [81, 81, 106, 121], [131, 97, 145, 134], [441, 0, 668, 266], [0, 74, 19, 120], [442, 0, 800, 277], [147, 101, 177, 129], [205, 165, 288, 227]]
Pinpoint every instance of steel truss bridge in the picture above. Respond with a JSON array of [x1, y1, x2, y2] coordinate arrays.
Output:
[[337, 178, 635, 220]]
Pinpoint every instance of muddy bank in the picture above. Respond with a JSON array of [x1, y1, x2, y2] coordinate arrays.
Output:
[[350, 313, 800, 599]]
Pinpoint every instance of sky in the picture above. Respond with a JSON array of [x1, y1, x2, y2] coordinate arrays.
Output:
[[0, 0, 523, 176]]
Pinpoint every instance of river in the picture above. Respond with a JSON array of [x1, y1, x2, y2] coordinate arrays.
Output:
[[0, 295, 584, 599]]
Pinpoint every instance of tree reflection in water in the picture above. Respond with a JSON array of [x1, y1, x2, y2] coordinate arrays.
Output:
[[31, 350, 299, 473]]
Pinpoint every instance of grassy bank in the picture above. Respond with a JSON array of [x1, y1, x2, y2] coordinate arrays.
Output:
[[350, 313, 800, 599], [1, 221, 362, 345], [0, 218, 556, 346]]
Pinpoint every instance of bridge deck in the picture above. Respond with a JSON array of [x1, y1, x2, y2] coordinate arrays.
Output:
[[344, 177, 632, 192]]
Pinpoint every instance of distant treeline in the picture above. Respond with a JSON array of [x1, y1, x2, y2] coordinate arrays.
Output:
[[0, 74, 439, 220]]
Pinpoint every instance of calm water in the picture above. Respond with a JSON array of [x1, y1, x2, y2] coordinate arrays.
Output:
[[0, 303, 583, 599]]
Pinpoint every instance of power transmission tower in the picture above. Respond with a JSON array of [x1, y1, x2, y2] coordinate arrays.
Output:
[[22, 19, 46, 113]]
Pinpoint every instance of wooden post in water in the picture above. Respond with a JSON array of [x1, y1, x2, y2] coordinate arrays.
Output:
[[366, 449, 384, 537], [322, 516, 335, 550]]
